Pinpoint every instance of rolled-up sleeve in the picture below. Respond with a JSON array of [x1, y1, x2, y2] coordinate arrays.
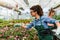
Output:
[[44, 17, 59, 24]]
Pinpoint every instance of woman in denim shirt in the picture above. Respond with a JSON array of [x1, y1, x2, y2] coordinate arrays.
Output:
[[22, 5, 60, 40]]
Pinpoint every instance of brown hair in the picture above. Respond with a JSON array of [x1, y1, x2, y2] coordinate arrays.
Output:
[[49, 8, 55, 16], [30, 5, 43, 17]]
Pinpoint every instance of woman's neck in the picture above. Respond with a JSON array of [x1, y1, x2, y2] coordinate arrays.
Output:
[[48, 15, 53, 18], [35, 15, 40, 19]]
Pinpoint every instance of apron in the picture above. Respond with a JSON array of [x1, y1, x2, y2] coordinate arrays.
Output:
[[34, 18, 54, 40]]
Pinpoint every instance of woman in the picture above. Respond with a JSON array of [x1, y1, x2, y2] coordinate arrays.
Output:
[[48, 8, 60, 40], [47, 8, 55, 27], [47, 8, 56, 40], [22, 5, 60, 40]]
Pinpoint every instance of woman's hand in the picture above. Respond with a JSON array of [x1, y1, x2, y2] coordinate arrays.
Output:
[[21, 23, 27, 29]]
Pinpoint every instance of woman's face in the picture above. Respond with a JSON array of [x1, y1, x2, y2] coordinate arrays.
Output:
[[51, 12, 55, 16], [30, 10, 37, 17]]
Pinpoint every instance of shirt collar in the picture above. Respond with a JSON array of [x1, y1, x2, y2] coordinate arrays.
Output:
[[35, 17, 40, 21]]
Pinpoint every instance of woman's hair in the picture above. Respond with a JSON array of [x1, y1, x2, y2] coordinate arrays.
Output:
[[49, 8, 55, 16], [30, 5, 43, 17]]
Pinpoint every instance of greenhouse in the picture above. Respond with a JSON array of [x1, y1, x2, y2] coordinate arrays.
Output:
[[0, 0, 60, 40]]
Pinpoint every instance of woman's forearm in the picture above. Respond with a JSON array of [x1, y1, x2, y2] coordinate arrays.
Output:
[[56, 22, 60, 27], [47, 23, 54, 27], [55, 22, 60, 35]]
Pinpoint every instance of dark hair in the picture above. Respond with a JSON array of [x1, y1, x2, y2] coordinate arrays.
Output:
[[49, 8, 55, 16], [30, 5, 43, 17]]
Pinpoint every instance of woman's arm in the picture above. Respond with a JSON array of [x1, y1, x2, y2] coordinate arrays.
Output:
[[55, 22, 60, 35], [22, 21, 34, 29], [44, 17, 60, 35], [56, 22, 60, 27], [47, 23, 54, 27]]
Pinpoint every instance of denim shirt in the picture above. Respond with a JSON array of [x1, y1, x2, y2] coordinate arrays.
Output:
[[26, 16, 58, 29]]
